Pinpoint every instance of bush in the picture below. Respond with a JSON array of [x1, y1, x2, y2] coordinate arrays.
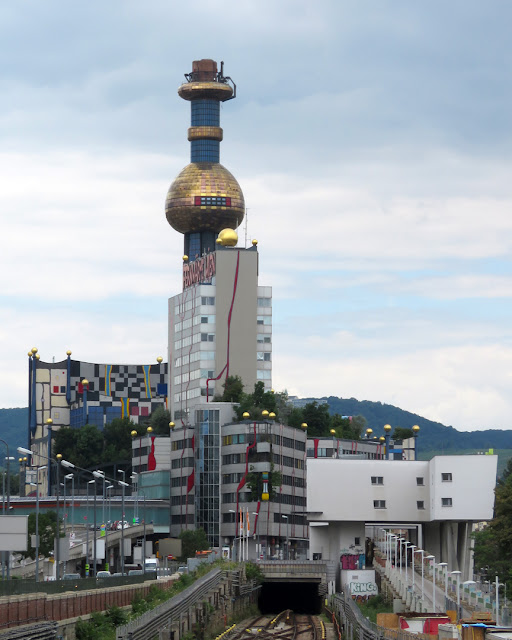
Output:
[[104, 605, 127, 626]]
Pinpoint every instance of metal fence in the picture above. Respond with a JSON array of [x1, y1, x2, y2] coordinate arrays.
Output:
[[0, 574, 149, 596], [0, 621, 57, 640], [329, 593, 425, 640], [116, 568, 226, 640]]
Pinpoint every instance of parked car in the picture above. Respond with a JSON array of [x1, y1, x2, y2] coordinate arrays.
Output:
[[62, 573, 81, 580], [96, 571, 111, 579], [128, 569, 143, 576], [116, 521, 129, 530]]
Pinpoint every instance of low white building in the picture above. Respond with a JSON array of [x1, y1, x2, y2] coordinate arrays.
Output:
[[307, 454, 497, 580]]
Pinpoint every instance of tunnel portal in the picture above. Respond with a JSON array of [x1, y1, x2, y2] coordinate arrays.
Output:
[[258, 581, 322, 614]]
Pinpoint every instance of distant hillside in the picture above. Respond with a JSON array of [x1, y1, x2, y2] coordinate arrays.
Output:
[[0, 408, 28, 462], [297, 396, 512, 454]]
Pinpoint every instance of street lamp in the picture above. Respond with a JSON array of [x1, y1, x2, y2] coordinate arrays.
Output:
[[118, 471, 128, 575], [409, 544, 417, 592], [437, 562, 448, 601], [89, 479, 97, 576], [281, 514, 289, 560], [412, 425, 420, 460], [451, 570, 462, 607], [415, 549, 425, 602], [64, 473, 74, 534], [29, 479, 40, 582], [228, 509, 237, 561], [426, 555, 436, 612], [384, 424, 392, 460], [398, 538, 404, 575], [19, 446, 61, 579], [252, 512, 259, 560]]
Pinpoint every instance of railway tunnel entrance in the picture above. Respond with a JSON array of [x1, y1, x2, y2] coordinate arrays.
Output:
[[258, 581, 322, 614]]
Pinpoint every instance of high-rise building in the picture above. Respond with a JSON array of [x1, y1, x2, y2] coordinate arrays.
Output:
[[166, 60, 272, 423]]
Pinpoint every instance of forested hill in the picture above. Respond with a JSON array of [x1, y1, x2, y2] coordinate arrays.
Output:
[[297, 396, 512, 453]]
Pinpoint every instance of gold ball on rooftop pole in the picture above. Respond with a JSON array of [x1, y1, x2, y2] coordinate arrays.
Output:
[[147, 426, 153, 434], [183, 255, 189, 261], [269, 412, 276, 420], [23, 457, 27, 463], [301, 423, 308, 429], [46, 418, 53, 426], [252, 239, 258, 246], [169, 422, 175, 430], [66, 350, 72, 356], [262, 410, 269, 418], [130, 430, 137, 437], [18, 457, 22, 464], [330, 429, 336, 435], [156, 356, 163, 364], [412, 425, 420, 435], [82, 379, 89, 386], [384, 424, 392, 433], [242, 412, 250, 419], [366, 428, 373, 438], [27, 351, 32, 357], [35, 354, 40, 360], [31, 347, 38, 354], [379, 436, 386, 443], [56, 453, 62, 460]]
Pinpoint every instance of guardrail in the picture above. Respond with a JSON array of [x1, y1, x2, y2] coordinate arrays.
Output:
[[329, 593, 421, 640], [0, 621, 57, 640], [116, 568, 226, 640], [0, 574, 149, 596]]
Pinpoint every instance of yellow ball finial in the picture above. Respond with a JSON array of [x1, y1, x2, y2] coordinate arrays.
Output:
[[218, 228, 238, 247], [56, 453, 62, 460], [46, 418, 53, 426], [18, 457, 22, 464], [35, 354, 40, 360], [147, 426, 153, 434], [82, 379, 89, 386], [242, 412, 250, 419], [66, 350, 72, 356], [183, 255, 189, 262], [330, 429, 336, 435], [130, 430, 138, 437], [27, 351, 32, 357], [31, 347, 38, 354], [269, 412, 276, 420], [252, 239, 258, 246], [215, 238, 222, 244], [262, 410, 269, 418], [301, 422, 308, 429], [384, 424, 392, 433], [412, 425, 420, 434], [366, 428, 373, 437], [169, 421, 175, 429], [156, 356, 163, 364]]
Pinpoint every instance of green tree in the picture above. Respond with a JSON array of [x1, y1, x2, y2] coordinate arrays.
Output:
[[219, 375, 244, 403], [103, 417, 136, 463], [25, 511, 58, 559], [301, 401, 331, 436], [392, 427, 414, 440], [350, 414, 367, 439], [149, 407, 172, 435], [178, 528, 209, 560]]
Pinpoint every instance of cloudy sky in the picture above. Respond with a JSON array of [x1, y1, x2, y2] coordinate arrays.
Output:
[[2, 1, 512, 432]]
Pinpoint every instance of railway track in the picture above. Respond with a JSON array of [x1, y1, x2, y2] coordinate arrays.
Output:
[[222, 611, 321, 640]]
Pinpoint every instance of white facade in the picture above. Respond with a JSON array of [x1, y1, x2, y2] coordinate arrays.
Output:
[[307, 455, 497, 580], [168, 248, 272, 422]]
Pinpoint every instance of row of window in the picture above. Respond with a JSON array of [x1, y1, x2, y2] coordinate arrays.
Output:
[[175, 315, 216, 333], [370, 474, 452, 486], [374, 498, 453, 509], [171, 494, 195, 506], [171, 476, 188, 487], [257, 298, 271, 307], [171, 457, 194, 469], [221, 512, 307, 526], [171, 438, 194, 451], [174, 369, 215, 385], [257, 352, 271, 361], [272, 454, 304, 469], [174, 351, 215, 368], [257, 370, 271, 380], [257, 316, 271, 326], [173, 387, 202, 403], [171, 514, 195, 524]]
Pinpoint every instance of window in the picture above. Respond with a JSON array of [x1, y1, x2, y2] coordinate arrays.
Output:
[[442, 473, 452, 482], [257, 370, 271, 380], [201, 296, 215, 306], [371, 476, 384, 485], [442, 497, 453, 507], [201, 333, 215, 342], [417, 501, 425, 510], [257, 316, 271, 325], [257, 334, 271, 344], [373, 500, 386, 509], [416, 477, 424, 486], [354, 537, 360, 545], [257, 297, 272, 307]]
